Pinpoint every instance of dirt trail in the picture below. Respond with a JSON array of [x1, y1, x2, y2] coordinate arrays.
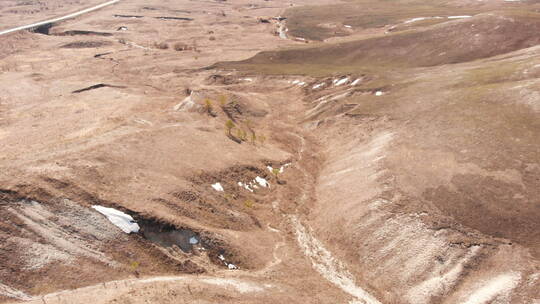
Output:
[[20, 275, 271, 304]]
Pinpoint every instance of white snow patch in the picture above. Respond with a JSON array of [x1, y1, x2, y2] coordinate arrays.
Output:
[[313, 83, 326, 89], [228, 263, 238, 270], [344, 25, 352, 28], [404, 16, 443, 24], [351, 78, 361, 86], [448, 15, 472, 19], [238, 182, 254, 192], [278, 24, 288, 39], [241, 78, 253, 82], [375, 91, 384, 96], [211, 182, 224, 192], [174, 92, 196, 111], [462, 272, 521, 304], [255, 176, 269, 187], [91, 206, 140, 234], [335, 77, 349, 86], [405, 17, 428, 24]]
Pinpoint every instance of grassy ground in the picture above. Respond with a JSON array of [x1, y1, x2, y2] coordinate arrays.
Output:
[[220, 0, 540, 258], [283, 0, 504, 41], [220, 9, 540, 77]]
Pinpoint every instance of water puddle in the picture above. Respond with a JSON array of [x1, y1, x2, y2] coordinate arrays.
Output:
[[139, 220, 200, 253]]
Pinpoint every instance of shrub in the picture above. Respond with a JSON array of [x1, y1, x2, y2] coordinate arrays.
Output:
[[204, 98, 214, 116], [225, 120, 235, 135], [236, 129, 247, 141], [154, 42, 169, 49], [244, 200, 254, 208], [173, 42, 193, 51], [218, 94, 227, 106]]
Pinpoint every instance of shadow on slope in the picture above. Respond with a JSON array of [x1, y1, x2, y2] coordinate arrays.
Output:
[[221, 12, 540, 75]]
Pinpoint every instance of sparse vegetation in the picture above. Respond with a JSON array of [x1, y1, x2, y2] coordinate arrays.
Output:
[[204, 98, 217, 117], [251, 133, 257, 144], [236, 129, 248, 141], [225, 119, 235, 136], [218, 95, 227, 106], [244, 199, 254, 208]]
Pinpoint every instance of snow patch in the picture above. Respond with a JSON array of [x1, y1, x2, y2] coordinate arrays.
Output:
[[91, 205, 140, 234], [211, 182, 224, 192], [448, 15, 472, 19], [255, 176, 269, 187], [313, 83, 326, 89], [174, 92, 195, 111], [375, 91, 384, 96], [351, 78, 361, 86], [278, 23, 288, 39], [238, 181, 254, 192], [405, 17, 428, 24], [290, 80, 306, 86], [404, 16, 443, 24], [218, 254, 238, 270], [335, 77, 349, 86]]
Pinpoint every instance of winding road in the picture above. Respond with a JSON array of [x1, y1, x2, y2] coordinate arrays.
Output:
[[0, 0, 121, 36]]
